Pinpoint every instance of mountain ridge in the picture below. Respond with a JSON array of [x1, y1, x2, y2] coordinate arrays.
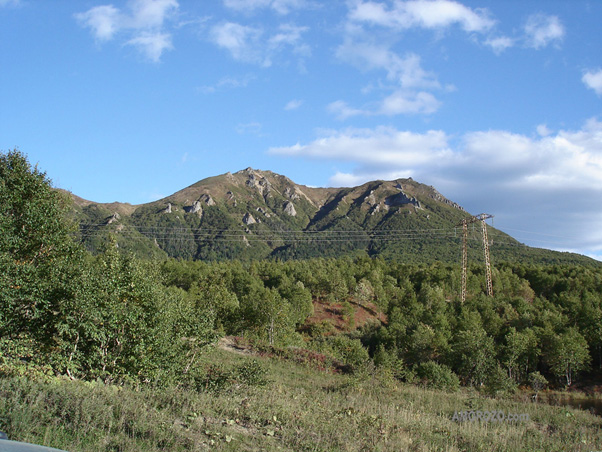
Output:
[[64, 168, 598, 265]]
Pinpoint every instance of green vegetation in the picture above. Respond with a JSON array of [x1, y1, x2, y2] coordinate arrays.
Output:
[[2, 149, 602, 451], [157, 256, 602, 391], [1, 348, 601, 451]]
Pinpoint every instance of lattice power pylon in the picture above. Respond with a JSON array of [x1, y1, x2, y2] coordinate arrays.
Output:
[[457, 213, 494, 303]]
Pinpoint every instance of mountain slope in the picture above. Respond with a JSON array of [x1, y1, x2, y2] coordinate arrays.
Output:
[[66, 168, 598, 265]]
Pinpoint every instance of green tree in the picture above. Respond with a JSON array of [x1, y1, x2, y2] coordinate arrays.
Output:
[[502, 327, 538, 383], [546, 328, 591, 387], [452, 313, 495, 387], [0, 149, 79, 372]]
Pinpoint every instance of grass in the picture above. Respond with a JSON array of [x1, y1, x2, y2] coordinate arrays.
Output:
[[1, 346, 601, 451]]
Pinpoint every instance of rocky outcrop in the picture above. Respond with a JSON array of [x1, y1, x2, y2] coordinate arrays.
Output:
[[162, 203, 173, 214], [364, 190, 378, 206], [385, 192, 421, 208], [199, 194, 215, 206], [243, 213, 257, 225], [284, 185, 315, 206], [384, 184, 421, 208], [226, 191, 237, 207], [283, 201, 297, 217], [429, 188, 466, 212], [284, 187, 300, 201], [257, 207, 271, 218], [244, 168, 272, 197], [184, 200, 203, 217], [370, 203, 389, 215], [106, 212, 121, 224]]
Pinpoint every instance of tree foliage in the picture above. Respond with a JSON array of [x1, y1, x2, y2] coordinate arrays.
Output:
[[0, 150, 218, 384]]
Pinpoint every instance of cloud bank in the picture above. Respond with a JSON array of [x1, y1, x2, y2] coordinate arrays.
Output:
[[270, 119, 602, 254]]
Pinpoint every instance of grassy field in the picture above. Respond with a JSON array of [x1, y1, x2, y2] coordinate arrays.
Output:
[[1, 345, 601, 452]]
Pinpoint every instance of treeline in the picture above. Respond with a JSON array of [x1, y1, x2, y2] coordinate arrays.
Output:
[[2, 150, 601, 395]]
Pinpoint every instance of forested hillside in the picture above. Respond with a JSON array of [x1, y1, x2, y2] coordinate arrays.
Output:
[[3, 149, 602, 451], [1, 150, 600, 392]]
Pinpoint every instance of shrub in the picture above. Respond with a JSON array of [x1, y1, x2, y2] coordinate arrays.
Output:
[[232, 360, 269, 387], [328, 336, 370, 371], [483, 364, 517, 396], [529, 371, 548, 394], [194, 363, 231, 392], [193, 360, 269, 393], [415, 361, 459, 391]]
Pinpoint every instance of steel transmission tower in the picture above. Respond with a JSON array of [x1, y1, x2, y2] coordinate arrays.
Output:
[[457, 213, 494, 303]]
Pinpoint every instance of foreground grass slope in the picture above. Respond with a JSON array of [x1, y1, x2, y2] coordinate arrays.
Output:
[[1, 347, 601, 452]]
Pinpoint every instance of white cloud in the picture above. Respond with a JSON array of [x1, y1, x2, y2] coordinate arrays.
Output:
[[75, 0, 178, 61], [583, 69, 602, 96], [223, 0, 308, 15], [210, 22, 265, 64], [333, 3, 456, 120], [198, 74, 254, 94], [327, 101, 364, 120], [333, 40, 442, 117], [328, 90, 441, 118], [236, 122, 263, 135], [76, 5, 122, 41], [129, 0, 177, 28], [349, 0, 494, 33], [484, 36, 514, 54], [210, 22, 309, 67], [270, 119, 602, 253], [379, 90, 441, 115], [284, 99, 303, 110], [524, 13, 564, 49], [269, 24, 310, 55], [270, 126, 451, 165], [126, 31, 173, 62], [536, 124, 552, 137]]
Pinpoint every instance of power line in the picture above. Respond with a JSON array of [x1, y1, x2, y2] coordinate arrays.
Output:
[[72, 222, 524, 248]]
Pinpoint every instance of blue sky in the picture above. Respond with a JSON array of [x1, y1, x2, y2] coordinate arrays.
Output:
[[1, 0, 602, 260]]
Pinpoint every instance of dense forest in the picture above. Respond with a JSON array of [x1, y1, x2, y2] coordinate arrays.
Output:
[[2, 149, 601, 397]]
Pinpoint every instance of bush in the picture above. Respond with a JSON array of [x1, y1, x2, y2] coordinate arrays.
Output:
[[529, 371, 548, 394], [328, 336, 370, 371], [194, 363, 231, 392], [415, 361, 459, 391], [373, 344, 412, 382], [232, 360, 269, 387], [193, 360, 269, 393], [483, 364, 517, 397]]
